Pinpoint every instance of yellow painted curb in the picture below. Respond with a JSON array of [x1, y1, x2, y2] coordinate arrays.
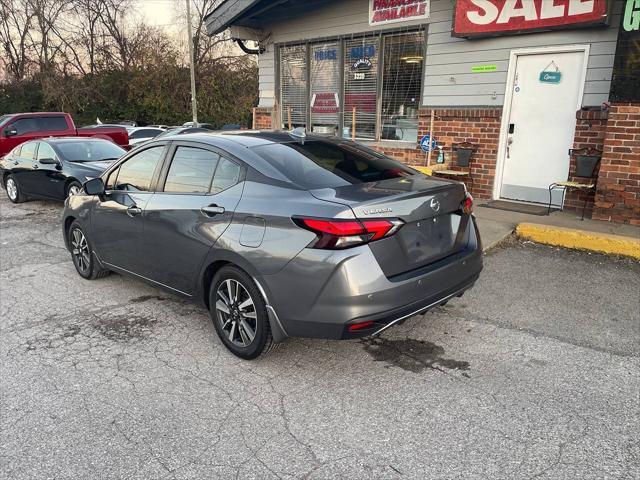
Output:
[[516, 223, 640, 259], [413, 166, 433, 176]]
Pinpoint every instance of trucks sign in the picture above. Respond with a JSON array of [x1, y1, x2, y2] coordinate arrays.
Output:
[[452, 0, 610, 38], [369, 0, 430, 26]]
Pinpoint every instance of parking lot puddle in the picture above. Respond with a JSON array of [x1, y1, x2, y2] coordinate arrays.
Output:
[[361, 337, 470, 374]]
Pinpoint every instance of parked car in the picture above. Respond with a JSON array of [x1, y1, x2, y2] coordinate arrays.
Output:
[[0, 112, 129, 158], [1, 137, 125, 203], [127, 127, 166, 146], [62, 131, 482, 359]]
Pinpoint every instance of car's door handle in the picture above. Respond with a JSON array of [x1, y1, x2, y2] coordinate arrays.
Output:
[[32, 164, 38, 170], [127, 206, 142, 217], [13, 161, 19, 165], [201, 205, 225, 217]]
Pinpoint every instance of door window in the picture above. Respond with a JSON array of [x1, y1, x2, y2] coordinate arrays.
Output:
[[19, 142, 38, 160], [112, 146, 164, 192], [12, 118, 39, 135], [39, 116, 68, 131], [36, 143, 57, 161], [210, 158, 241, 194], [164, 146, 219, 193]]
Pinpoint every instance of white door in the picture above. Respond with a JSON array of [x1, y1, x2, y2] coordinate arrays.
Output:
[[500, 50, 587, 204]]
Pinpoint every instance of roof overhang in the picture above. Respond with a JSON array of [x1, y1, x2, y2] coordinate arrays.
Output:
[[204, 0, 334, 37]]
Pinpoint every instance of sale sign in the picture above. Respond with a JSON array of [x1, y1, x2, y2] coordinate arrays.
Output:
[[453, 0, 610, 38], [369, 0, 430, 26]]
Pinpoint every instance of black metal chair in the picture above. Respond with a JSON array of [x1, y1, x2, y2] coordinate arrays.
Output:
[[432, 142, 479, 191], [548, 148, 602, 220]]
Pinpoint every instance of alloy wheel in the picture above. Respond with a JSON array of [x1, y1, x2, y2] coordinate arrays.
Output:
[[71, 228, 91, 274], [68, 185, 81, 197], [6, 178, 17, 201], [215, 279, 257, 347]]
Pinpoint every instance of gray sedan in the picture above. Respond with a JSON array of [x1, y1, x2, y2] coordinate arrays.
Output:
[[62, 131, 482, 359]]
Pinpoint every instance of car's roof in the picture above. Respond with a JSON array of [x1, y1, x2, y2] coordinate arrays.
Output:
[[38, 136, 116, 144], [171, 130, 340, 148], [8, 112, 67, 117]]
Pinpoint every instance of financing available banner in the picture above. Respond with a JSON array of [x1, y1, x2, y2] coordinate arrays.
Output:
[[369, 0, 430, 26]]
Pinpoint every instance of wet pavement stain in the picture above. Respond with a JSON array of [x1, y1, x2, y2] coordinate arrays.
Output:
[[96, 314, 157, 341], [362, 337, 470, 374]]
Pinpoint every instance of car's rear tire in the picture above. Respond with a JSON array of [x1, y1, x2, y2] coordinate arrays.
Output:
[[5, 175, 25, 203], [68, 220, 110, 280], [66, 181, 82, 198], [209, 266, 274, 359]]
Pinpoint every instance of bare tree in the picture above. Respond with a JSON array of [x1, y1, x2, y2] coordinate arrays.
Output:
[[0, 0, 36, 80]]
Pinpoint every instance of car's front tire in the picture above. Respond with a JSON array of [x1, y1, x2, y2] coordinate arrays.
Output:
[[68, 221, 110, 280], [5, 175, 25, 203], [209, 266, 274, 359], [66, 181, 82, 198]]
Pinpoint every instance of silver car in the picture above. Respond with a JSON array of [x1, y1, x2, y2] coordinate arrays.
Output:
[[62, 131, 482, 359]]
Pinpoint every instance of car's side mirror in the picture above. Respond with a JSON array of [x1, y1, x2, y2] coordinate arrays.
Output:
[[39, 157, 59, 165], [84, 177, 105, 196], [4, 128, 17, 137]]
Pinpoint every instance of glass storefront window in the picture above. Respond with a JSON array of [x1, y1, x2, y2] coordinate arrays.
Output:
[[380, 33, 424, 141], [310, 42, 341, 135], [280, 44, 307, 129], [278, 30, 425, 142], [343, 36, 379, 140]]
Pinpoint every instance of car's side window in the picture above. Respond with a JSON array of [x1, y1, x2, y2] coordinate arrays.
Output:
[[11, 145, 22, 157], [211, 157, 241, 194], [19, 142, 38, 160], [39, 116, 68, 131], [11, 118, 39, 136], [112, 146, 164, 192], [36, 143, 57, 161], [163, 146, 219, 194]]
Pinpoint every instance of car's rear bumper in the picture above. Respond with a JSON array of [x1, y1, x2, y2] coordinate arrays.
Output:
[[263, 216, 483, 340]]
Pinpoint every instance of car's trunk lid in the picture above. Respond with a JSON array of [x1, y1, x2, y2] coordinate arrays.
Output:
[[309, 176, 468, 277]]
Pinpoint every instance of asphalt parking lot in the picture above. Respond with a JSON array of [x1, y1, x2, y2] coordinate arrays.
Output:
[[1, 194, 639, 480]]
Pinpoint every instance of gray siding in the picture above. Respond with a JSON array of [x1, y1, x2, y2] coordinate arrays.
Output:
[[425, 0, 620, 107], [255, 0, 619, 108]]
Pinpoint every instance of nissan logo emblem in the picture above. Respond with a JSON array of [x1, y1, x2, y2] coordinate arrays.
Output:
[[430, 198, 441, 213]]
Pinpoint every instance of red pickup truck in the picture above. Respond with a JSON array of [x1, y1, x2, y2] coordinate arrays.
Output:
[[0, 112, 129, 158]]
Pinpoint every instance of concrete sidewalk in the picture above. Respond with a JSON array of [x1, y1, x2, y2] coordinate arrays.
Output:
[[474, 203, 640, 256]]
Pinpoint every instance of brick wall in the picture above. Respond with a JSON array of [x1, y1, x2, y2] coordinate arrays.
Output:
[[592, 103, 640, 225], [564, 109, 609, 215], [415, 108, 501, 199], [252, 107, 273, 129]]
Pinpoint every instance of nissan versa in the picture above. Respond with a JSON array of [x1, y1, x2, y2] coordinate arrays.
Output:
[[62, 131, 482, 359]]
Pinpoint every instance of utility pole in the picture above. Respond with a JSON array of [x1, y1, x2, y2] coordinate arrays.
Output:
[[186, 0, 198, 125]]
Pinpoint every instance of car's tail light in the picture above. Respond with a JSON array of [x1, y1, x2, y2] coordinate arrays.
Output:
[[460, 192, 474, 215], [293, 217, 404, 249]]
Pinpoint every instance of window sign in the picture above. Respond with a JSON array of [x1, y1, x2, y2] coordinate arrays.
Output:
[[369, 0, 430, 27], [344, 37, 379, 140], [610, 0, 640, 101]]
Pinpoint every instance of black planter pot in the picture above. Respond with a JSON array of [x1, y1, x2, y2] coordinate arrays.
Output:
[[575, 155, 600, 178]]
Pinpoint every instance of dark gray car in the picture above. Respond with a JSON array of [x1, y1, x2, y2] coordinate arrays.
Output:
[[62, 131, 482, 359]]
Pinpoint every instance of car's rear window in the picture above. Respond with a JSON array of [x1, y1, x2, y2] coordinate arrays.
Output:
[[251, 140, 415, 189], [56, 140, 125, 162]]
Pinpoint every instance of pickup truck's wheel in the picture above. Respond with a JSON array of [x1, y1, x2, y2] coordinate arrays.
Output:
[[209, 266, 274, 359], [66, 181, 82, 197], [5, 175, 25, 203], [68, 220, 110, 280]]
